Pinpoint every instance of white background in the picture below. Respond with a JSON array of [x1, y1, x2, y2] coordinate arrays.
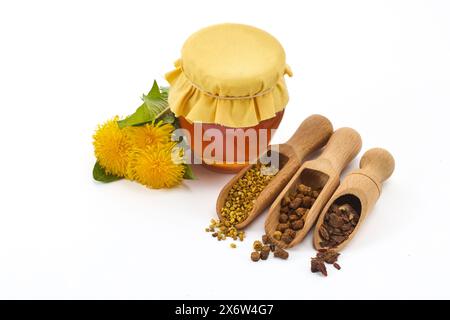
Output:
[[0, 0, 449, 300]]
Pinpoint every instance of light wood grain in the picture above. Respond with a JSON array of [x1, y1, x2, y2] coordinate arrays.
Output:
[[313, 148, 395, 251], [216, 115, 334, 229], [265, 128, 362, 249]]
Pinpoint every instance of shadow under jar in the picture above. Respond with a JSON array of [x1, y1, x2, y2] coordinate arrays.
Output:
[[165, 23, 292, 173]]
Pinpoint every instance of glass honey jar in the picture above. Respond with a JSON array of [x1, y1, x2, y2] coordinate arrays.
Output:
[[165, 23, 292, 173]]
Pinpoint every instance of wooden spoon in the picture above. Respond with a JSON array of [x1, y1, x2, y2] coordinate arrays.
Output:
[[313, 148, 395, 251], [216, 114, 333, 229], [265, 128, 362, 249]]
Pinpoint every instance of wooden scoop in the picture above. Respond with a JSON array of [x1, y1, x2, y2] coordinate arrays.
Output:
[[216, 114, 333, 229], [265, 128, 362, 249], [313, 148, 395, 251]]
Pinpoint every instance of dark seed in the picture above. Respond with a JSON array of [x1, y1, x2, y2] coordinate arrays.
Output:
[[289, 198, 302, 209], [276, 223, 290, 233], [260, 246, 270, 260], [295, 207, 307, 216], [319, 225, 330, 240], [279, 213, 289, 223], [331, 235, 347, 244], [262, 234, 271, 245], [318, 250, 340, 264], [251, 252, 260, 262], [280, 206, 289, 214], [274, 247, 289, 260], [291, 219, 305, 231], [329, 213, 345, 228], [281, 233, 293, 244]]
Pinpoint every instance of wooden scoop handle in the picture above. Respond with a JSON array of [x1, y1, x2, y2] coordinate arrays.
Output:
[[359, 148, 395, 184], [285, 114, 333, 161], [318, 127, 362, 173]]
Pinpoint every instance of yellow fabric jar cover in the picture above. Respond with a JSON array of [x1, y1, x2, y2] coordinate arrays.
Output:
[[165, 23, 292, 128]]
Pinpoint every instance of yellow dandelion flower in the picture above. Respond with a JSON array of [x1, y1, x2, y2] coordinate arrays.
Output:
[[93, 116, 131, 177], [127, 121, 174, 149], [127, 143, 185, 189]]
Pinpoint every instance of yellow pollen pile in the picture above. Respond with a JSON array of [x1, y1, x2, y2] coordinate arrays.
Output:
[[205, 163, 278, 243]]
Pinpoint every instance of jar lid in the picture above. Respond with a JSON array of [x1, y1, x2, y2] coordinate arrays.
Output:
[[165, 23, 292, 127]]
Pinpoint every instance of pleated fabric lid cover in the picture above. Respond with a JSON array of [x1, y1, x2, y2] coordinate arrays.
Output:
[[165, 23, 292, 128]]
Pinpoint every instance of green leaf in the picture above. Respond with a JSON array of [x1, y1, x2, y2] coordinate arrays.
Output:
[[172, 116, 180, 129], [93, 161, 122, 183], [183, 164, 196, 180], [160, 86, 169, 99], [117, 103, 149, 128], [142, 81, 169, 117], [117, 80, 169, 128], [159, 111, 176, 124]]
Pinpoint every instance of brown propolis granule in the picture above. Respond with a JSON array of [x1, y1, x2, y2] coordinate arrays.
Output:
[[310, 249, 341, 277], [250, 234, 289, 262], [260, 246, 271, 260], [317, 249, 340, 264], [251, 251, 261, 262], [311, 258, 327, 276], [319, 203, 360, 248], [274, 247, 289, 260]]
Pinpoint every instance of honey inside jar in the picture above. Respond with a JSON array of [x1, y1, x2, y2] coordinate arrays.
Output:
[[178, 112, 284, 172]]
